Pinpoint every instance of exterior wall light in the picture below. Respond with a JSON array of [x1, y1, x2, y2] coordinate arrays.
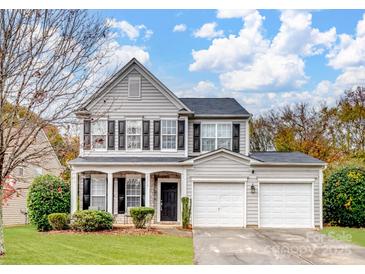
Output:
[[251, 183, 256, 194]]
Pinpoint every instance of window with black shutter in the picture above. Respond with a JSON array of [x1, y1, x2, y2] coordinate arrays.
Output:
[[141, 177, 145, 206], [178, 120, 185, 150], [117, 178, 125, 214], [153, 120, 161, 150], [83, 177, 91, 210], [118, 121, 126, 150], [232, 123, 240, 152], [143, 120, 150, 150], [83, 120, 91, 150], [193, 123, 201, 152], [107, 121, 115, 150]]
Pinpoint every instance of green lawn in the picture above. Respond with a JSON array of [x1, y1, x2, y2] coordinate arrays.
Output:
[[0, 225, 193, 265], [321, 227, 365, 247]]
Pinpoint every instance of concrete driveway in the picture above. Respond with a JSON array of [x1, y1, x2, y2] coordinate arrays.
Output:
[[193, 228, 365, 265]]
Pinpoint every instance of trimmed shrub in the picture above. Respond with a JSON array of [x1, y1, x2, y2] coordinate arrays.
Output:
[[130, 207, 155, 229], [48, 213, 70, 230], [323, 166, 365, 227], [71, 210, 114, 232], [181, 197, 191, 229], [27, 174, 70, 231]]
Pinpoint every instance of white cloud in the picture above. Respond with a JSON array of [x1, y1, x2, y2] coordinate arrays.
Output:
[[193, 22, 224, 39], [194, 80, 217, 92], [190, 10, 337, 91], [327, 14, 365, 69], [173, 24, 187, 32], [271, 10, 336, 56], [107, 18, 153, 40], [220, 53, 307, 90]]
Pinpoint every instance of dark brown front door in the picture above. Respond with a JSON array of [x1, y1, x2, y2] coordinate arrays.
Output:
[[160, 183, 178, 221]]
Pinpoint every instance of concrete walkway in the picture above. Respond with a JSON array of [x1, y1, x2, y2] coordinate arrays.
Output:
[[193, 228, 365, 265]]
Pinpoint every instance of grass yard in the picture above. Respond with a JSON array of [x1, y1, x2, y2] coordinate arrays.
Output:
[[0, 225, 194, 265], [321, 227, 365, 247]]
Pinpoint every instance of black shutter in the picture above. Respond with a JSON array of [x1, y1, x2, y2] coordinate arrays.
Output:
[[141, 178, 145, 207], [118, 121, 125, 150], [232, 123, 240, 153], [193, 123, 201, 152], [178, 120, 185, 150], [107, 120, 115, 150], [153, 120, 160, 150], [83, 120, 91, 150], [118, 178, 125, 214], [82, 177, 91, 210], [143, 120, 150, 150]]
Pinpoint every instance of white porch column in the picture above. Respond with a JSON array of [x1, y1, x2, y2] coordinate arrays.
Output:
[[181, 169, 187, 197], [107, 172, 113, 214], [70, 170, 78, 214], [145, 172, 150, 207]]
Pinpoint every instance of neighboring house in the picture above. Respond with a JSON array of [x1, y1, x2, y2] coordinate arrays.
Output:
[[69, 58, 326, 228], [3, 130, 63, 226]]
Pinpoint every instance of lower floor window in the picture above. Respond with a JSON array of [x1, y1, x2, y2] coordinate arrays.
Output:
[[126, 176, 141, 208], [91, 175, 106, 210]]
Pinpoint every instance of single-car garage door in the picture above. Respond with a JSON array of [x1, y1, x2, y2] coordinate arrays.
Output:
[[260, 183, 313, 228], [193, 183, 245, 227]]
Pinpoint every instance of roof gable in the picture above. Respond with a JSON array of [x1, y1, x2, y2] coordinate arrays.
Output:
[[78, 58, 192, 113], [187, 148, 258, 165]]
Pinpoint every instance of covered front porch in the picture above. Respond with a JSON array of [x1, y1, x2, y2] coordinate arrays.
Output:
[[70, 165, 188, 224]]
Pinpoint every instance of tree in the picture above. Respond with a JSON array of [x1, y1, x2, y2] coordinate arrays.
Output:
[[0, 10, 110, 256]]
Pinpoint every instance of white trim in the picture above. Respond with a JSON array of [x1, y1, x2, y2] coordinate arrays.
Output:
[[258, 178, 315, 183], [191, 180, 246, 228], [257, 180, 315, 229], [157, 178, 181, 223], [192, 178, 247, 183], [184, 117, 188, 158], [245, 119, 249, 156], [319, 169, 324, 229], [107, 172, 113, 213]]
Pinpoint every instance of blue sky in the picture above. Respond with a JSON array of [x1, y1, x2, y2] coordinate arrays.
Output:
[[94, 9, 365, 114]]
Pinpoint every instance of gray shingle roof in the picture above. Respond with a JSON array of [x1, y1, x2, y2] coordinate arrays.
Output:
[[179, 98, 250, 116], [69, 156, 190, 164], [250, 151, 325, 164]]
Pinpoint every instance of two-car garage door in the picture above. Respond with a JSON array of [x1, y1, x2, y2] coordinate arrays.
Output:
[[259, 183, 313, 228], [192, 181, 313, 228], [193, 183, 245, 227]]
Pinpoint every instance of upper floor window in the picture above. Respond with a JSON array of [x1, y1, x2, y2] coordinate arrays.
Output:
[[128, 76, 141, 98], [161, 120, 177, 150], [91, 120, 107, 150], [201, 123, 232, 152], [126, 120, 142, 150]]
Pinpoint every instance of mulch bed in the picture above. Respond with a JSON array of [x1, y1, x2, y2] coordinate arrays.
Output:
[[47, 227, 164, 236]]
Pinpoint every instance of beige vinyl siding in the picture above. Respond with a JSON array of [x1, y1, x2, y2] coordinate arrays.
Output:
[[248, 167, 321, 227], [3, 154, 62, 226], [188, 119, 248, 157], [186, 154, 251, 197]]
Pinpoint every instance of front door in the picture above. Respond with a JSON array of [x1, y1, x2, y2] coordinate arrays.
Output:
[[160, 182, 178, 221]]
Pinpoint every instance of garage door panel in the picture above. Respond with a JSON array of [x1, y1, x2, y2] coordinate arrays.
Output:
[[260, 183, 313, 228], [193, 183, 245, 227]]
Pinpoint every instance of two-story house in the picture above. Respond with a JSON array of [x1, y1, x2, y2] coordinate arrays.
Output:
[[69, 58, 326, 228]]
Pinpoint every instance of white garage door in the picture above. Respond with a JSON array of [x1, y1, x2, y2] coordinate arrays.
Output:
[[260, 183, 313, 228], [193, 183, 245, 227]]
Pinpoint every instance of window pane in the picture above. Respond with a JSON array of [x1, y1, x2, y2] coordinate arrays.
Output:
[[127, 196, 140, 208], [217, 124, 231, 138], [91, 176, 106, 196], [217, 138, 231, 149], [91, 196, 106, 210], [202, 138, 216, 151], [128, 78, 140, 97], [127, 135, 141, 150], [127, 120, 142, 135], [202, 124, 216, 138], [91, 120, 107, 135], [92, 135, 106, 149], [162, 135, 176, 149]]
